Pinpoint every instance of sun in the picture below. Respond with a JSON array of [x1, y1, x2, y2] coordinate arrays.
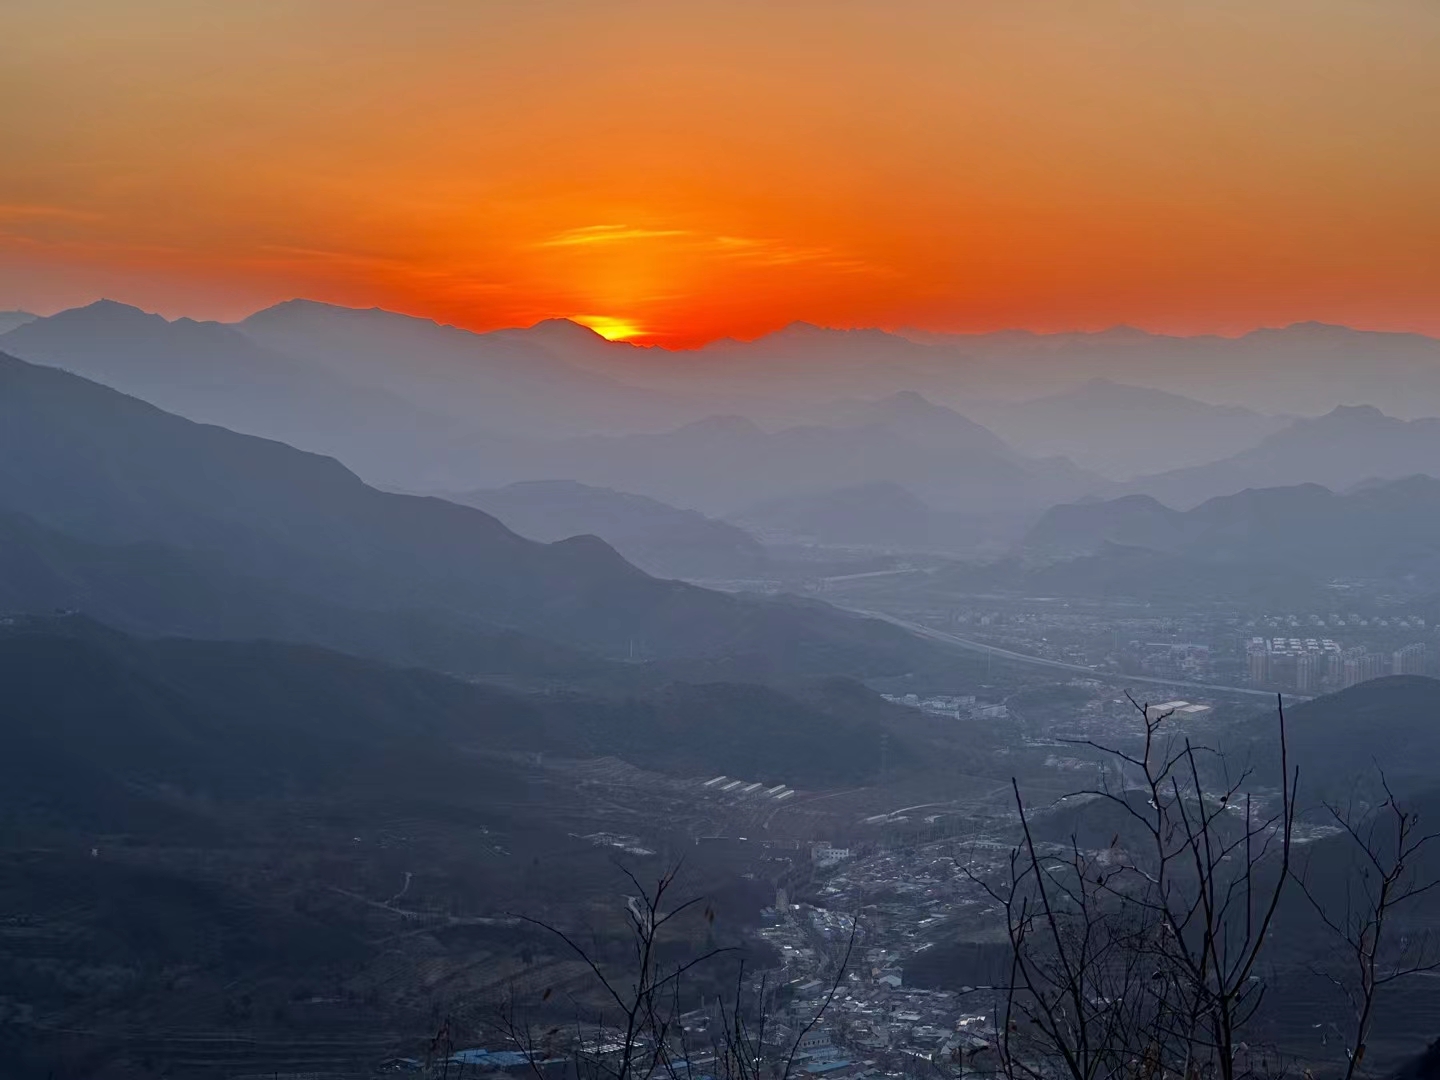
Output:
[[571, 314, 644, 342]]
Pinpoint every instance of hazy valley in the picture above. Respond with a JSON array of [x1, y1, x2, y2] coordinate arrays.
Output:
[[8, 7, 1440, 1074], [3, 296, 1440, 1079]]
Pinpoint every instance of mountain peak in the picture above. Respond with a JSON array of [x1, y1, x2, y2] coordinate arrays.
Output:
[[241, 297, 399, 327], [547, 533, 647, 576], [81, 298, 148, 314], [675, 414, 765, 438], [525, 317, 610, 343], [240, 299, 465, 339], [1314, 403, 1392, 427], [1238, 320, 1365, 344], [1087, 325, 1155, 341], [882, 389, 934, 407], [1283, 320, 1352, 333], [860, 390, 985, 428], [250, 297, 343, 315], [8, 299, 170, 338], [66, 298, 160, 322], [0, 310, 38, 336], [853, 390, 1015, 454]]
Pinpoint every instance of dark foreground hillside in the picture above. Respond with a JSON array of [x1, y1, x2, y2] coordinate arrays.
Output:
[[0, 615, 942, 822], [0, 616, 1005, 1078], [1239, 674, 1440, 799]]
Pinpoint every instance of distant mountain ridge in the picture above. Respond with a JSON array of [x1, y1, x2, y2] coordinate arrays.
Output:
[[17, 297, 1440, 515], [832, 390, 1017, 457], [1025, 474, 1440, 584], [4, 300, 1099, 530], [1125, 405, 1440, 507], [0, 299, 485, 489], [905, 322, 1440, 419], [970, 378, 1290, 479], [501, 312, 1440, 421], [0, 348, 950, 677], [446, 480, 769, 579], [0, 310, 35, 335], [237, 298, 686, 438], [482, 391, 1099, 522]]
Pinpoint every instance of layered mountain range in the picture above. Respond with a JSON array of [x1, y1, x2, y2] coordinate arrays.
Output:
[[0, 348, 965, 681], [446, 480, 770, 579], [8, 297, 1440, 575], [1028, 475, 1440, 572], [1122, 405, 1440, 507], [6, 295, 1440, 1076]]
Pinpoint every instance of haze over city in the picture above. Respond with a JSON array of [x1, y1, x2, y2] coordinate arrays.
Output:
[[4, 4, 1440, 1080]]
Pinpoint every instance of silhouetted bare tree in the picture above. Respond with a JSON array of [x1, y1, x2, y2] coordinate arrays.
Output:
[[1293, 773, 1440, 1080], [967, 693, 1297, 1080]]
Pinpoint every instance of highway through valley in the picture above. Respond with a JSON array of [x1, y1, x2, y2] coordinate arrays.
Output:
[[843, 606, 1304, 702]]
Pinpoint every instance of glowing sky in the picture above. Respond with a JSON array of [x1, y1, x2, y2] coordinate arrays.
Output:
[[3, 1, 1439, 346]]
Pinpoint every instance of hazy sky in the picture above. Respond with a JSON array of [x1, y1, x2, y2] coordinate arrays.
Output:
[[3, 0, 1439, 345]]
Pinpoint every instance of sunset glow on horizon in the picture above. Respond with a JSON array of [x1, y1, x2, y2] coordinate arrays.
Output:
[[4, 1, 1440, 348], [571, 314, 646, 343]]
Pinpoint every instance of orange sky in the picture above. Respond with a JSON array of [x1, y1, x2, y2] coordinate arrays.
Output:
[[3, 0, 1439, 347]]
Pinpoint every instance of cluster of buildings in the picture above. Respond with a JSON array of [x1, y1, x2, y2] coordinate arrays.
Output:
[[1393, 641, 1428, 675], [1128, 642, 1211, 680], [883, 694, 1009, 721], [1246, 637, 1342, 692], [702, 775, 798, 801], [1247, 637, 1429, 692], [774, 983, 995, 1080], [741, 829, 1028, 1080], [1251, 612, 1428, 632], [812, 843, 854, 868], [753, 897, 999, 1080], [1142, 699, 1212, 721]]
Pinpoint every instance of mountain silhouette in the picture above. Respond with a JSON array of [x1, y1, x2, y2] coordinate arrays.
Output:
[[238, 298, 682, 438], [482, 392, 1097, 522], [0, 349, 947, 675], [447, 480, 769, 579], [1126, 406, 1440, 507], [0, 300, 477, 488], [971, 378, 1289, 479], [1026, 475, 1440, 585]]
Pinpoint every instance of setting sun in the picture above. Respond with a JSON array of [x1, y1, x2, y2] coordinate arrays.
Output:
[[5, 5, 1440, 1074], [5, 4, 1440, 342], [571, 314, 644, 342]]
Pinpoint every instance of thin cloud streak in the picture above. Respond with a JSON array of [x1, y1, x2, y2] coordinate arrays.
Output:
[[536, 223, 886, 275], [537, 224, 692, 247]]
